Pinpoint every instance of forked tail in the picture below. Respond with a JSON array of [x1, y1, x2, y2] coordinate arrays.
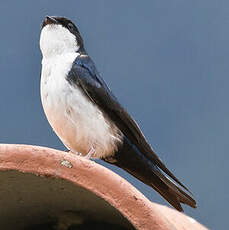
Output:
[[103, 138, 196, 211]]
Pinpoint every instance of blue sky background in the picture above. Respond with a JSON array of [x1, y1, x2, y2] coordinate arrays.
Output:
[[0, 1, 228, 229]]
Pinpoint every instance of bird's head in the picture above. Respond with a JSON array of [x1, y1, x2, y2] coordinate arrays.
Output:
[[40, 16, 84, 58]]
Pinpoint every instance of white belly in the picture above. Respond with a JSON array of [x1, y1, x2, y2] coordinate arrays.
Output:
[[40, 53, 122, 158]]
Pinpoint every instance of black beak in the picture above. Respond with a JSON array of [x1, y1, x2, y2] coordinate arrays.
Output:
[[41, 16, 58, 28]]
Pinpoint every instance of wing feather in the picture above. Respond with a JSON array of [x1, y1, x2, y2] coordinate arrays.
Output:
[[67, 54, 190, 192]]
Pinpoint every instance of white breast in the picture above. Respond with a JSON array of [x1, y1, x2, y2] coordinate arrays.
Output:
[[40, 53, 122, 158]]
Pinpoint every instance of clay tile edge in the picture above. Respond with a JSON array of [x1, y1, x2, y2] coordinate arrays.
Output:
[[0, 144, 208, 230]]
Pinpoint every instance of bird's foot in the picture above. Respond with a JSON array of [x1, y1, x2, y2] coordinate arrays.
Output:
[[84, 146, 95, 160], [67, 149, 83, 156], [65, 147, 95, 159]]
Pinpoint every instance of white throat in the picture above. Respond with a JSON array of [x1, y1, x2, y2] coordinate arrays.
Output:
[[40, 24, 79, 59], [40, 23, 123, 159]]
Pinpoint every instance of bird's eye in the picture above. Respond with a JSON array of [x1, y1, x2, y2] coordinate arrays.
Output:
[[67, 23, 74, 31]]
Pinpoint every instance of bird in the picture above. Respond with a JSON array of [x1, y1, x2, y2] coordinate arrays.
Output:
[[40, 16, 196, 211]]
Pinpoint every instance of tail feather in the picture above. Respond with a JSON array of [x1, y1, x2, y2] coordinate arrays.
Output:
[[151, 167, 196, 211], [103, 138, 197, 211], [139, 141, 192, 193], [150, 151, 192, 193]]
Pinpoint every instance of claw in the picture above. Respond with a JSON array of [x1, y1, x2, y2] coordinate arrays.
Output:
[[67, 147, 95, 159], [69, 150, 82, 156]]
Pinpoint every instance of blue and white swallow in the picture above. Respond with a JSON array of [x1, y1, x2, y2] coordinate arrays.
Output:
[[40, 16, 196, 211]]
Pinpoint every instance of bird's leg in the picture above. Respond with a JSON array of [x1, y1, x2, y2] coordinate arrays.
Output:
[[84, 146, 95, 159]]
